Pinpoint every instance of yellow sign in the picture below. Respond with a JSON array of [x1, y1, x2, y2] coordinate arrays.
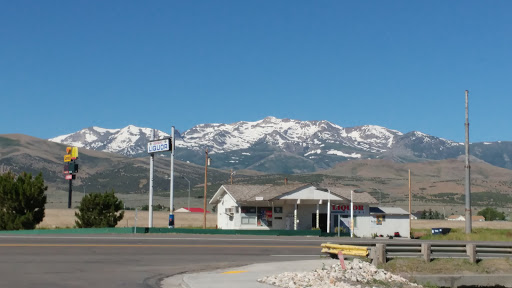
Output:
[[71, 147, 78, 159], [65, 147, 79, 160], [64, 155, 72, 162]]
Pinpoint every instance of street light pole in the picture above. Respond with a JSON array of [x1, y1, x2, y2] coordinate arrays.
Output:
[[203, 148, 210, 229], [230, 169, 236, 184], [182, 176, 190, 210]]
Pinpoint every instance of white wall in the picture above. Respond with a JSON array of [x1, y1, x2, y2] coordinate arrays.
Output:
[[367, 215, 410, 238], [216, 193, 240, 229]]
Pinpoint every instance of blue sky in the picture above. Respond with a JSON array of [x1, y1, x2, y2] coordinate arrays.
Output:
[[1, 1, 511, 142]]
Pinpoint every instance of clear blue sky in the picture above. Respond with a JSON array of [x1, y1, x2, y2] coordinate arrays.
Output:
[[1, 1, 511, 142]]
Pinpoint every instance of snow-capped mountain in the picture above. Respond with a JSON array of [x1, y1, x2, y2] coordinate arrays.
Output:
[[49, 117, 407, 156], [50, 125, 170, 156], [49, 116, 512, 173], [178, 117, 403, 154]]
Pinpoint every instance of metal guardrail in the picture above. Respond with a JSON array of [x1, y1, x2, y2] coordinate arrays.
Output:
[[320, 243, 369, 257], [321, 241, 512, 264]]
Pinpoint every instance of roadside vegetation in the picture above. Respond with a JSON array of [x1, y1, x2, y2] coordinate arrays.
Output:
[[75, 189, 124, 228], [412, 228, 512, 242], [380, 258, 512, 275], [0, 171, 47, 230]]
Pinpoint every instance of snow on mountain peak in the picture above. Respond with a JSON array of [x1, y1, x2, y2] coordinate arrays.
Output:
[[48, 117, 450, 158]]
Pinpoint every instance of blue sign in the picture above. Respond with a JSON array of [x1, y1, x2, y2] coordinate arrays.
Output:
[[168, 214, 174, 228]]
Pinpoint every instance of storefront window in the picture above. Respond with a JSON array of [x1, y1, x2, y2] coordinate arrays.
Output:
[[257, 207, 273, 227], [241, 206, 257, 226]]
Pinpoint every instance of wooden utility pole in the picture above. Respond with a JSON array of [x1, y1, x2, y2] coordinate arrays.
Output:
[[409, 169, 412, 237], [230, 169, 233, 184], [203, 148, 209, 229], [465, 90, 472, 234]]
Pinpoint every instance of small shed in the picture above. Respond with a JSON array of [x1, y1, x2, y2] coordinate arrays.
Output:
[[369, 207, 410, 238]]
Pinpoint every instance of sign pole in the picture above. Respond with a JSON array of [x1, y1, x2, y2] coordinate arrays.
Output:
[[68, 178, 72, 209], [149, 129, 155, 228], [169, 126, 175, 228]]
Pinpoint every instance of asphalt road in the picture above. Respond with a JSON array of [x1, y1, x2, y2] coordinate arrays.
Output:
[[0, 234, 328, 288]]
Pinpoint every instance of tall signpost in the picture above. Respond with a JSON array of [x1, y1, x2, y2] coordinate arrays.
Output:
[[147, 132, 173, 228], [149, 130, 155, 227], [169, 126, 175, 228], [63, 147, 79, 209]]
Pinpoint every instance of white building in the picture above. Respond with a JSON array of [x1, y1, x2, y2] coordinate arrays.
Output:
[[209, 184, 411, 238]]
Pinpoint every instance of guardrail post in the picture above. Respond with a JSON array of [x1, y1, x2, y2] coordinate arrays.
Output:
[[467, 243, 476, 263], [369, 247, 377, 265], [421, 243, 431, 262], [376, 244, 387, 264]]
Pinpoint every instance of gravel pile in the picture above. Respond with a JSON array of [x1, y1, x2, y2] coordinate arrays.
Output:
[[258, 258, 422, 288]]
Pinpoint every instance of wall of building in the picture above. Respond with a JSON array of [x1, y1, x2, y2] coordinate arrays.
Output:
[[216, 196, 410, 238], [368, 215, 410, 237], [216, 193, 240, 229]]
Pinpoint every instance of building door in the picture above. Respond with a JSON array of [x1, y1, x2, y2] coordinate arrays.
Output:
[[285, 215, 293, 230], [311, 213, 327, 232]]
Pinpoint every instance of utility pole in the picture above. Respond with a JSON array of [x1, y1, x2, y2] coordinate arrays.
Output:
[[409, 169, 412, 237], [465, 90, 472, 234]]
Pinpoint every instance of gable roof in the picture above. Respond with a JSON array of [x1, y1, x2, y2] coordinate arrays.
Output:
[[180, 207, 210, 213], [370, 207, 409, 215], [210, 184, 378, 205], [472, 215, 485, 221], [328, 187, 378, 204]]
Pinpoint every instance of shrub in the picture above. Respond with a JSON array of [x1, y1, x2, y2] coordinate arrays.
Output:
[[477, 207, 505, 221], [75, 189, 124, 228]]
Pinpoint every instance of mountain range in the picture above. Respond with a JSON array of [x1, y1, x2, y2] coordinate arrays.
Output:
[[49, 117, 512, 174], [2, 133, 512, 212]]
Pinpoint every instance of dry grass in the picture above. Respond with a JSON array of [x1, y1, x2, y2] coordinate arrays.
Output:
[[381, 258, 512, 275], [38, 209, 218, 229], [412, 219, 512, 230]]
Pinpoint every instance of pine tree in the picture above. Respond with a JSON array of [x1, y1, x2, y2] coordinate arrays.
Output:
[[0, 171, 47, 230]]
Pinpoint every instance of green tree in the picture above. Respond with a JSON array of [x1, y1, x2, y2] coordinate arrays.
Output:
[[0, 171, 47, 230], [477, 207, 505, 221], [75, 189, 124, 228]]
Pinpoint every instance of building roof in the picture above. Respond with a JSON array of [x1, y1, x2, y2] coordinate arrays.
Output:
[[328, 187, 379, 204], [209, 184, 378, 205], [472, 215, 485, 221], [370, 207, 410, 215], [447, 215, 464, 220], [175, 207, 210, 213]]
